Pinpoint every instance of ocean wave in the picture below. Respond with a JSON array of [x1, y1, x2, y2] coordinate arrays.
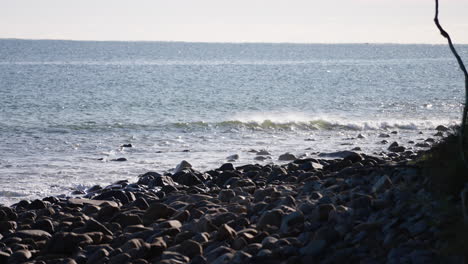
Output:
[[0, 117, 457, 134]]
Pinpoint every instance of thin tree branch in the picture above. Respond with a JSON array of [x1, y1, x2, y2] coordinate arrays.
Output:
[[434, 0, 468, 167]]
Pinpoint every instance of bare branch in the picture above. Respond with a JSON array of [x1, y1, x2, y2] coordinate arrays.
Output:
[[434, 0, 468, 167]]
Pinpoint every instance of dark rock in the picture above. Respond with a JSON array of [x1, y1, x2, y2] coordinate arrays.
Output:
[[143, 203, 176, 224], [28, 199, 47, 210], [85, 219, 113, 236], [111, 158, 127, 162], [121, 144, 133, 148], [219, 163, 235, 171], [177, 239, 202, 258], [7, 250, 31, 263], [257, 209, 284, 230], [13, 229, 52, 240], [280, 211, 304, 233], [174, 160, 192, 174], [218, 190, 236, 203], [300, 240, 326, 256], [45, 232, 93, 254], [216, 224, 237, 241], [278, 153, 297, 161], [435, 125, 449, 132]]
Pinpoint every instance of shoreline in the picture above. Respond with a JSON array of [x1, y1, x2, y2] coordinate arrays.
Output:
[[0, 130, 459, 263]]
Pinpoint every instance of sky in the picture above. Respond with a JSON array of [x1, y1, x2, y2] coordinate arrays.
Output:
[[1, 0, 467, 44]]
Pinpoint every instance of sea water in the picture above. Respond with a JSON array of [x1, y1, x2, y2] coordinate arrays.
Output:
[[0, 39, 466, 205]]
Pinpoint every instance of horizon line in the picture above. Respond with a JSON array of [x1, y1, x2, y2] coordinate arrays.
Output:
[[1, 37, 467, 46]]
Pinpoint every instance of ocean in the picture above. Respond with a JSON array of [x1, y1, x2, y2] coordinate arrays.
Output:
[[0, 39, 466, 205]]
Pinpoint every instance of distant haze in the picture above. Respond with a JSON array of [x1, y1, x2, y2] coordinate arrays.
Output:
[[1, 0, 467, 43]]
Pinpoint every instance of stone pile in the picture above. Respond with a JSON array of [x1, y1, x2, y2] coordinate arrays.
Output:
[[0, 148, 456, 263]]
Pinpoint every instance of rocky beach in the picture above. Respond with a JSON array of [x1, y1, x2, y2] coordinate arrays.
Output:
[[0, 125, 464, 264]]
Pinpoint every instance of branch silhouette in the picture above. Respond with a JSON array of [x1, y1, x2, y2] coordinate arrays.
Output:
[[434, 0, 468, 167]]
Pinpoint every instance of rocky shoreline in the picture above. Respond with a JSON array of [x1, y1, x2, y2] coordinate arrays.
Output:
[[0, 131, 464, 264]]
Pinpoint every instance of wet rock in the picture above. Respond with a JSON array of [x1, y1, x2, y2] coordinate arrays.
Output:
[[278, 153, 297, 161], [121, 143, 133, 148], [388, 142, 405, 153], [111, 158, 127, 162], [227, 154, 240, 161], [219, 163, 235, 171], [257, 150, 271, 156], [174, 160, 192, 174], [435, 125, 449, 132]]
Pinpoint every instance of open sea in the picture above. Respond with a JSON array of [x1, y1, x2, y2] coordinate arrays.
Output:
[[0, 39, 466, 205]]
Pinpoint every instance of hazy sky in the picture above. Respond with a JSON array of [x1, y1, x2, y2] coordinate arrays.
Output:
[[1, 0, 467, 43]]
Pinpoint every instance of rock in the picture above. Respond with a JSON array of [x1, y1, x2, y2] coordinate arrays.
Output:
[[435, 125, 449, 132], [68, 198, 119, 207], [121, 143, 133, 148], [87, 248, 109, 264], [177, 239, 202, 258], [7, 250, 32, 263], [219, 163, 235, 171], [372, 175, 392, 193], [311, 204, 336, 222], [212, 253, 234, 264], [216, 224, 237, 241], [45, 232, 93, 254], [379, 133, 390, 138], [143, 203, 176, 224], [109, 253, 132, 264], [257, 150, 271, 156], [278, 153, 297, 161], [257, 209, 284, 230], [280, 211, 304, 233], [14, 229, 52, 240], [149, 237, 167, 257], [173, 171, 203, 186], [415, 142, 431, 148], [28, 199, 46, 209], [174, 160, 192, 174], [121, 238, 150, 259], [261, 236, 278, 249], [93, 190, 132, 204], [0, 252, 10, 263], [160, 251, 190, 263], [85, 218, 113, 236], [388, 142, 405, 153], [218, 190, 236, 203], [0, 221, 17, 233], [357, 134, 366, 139], [149, 175, 177, 188], [32, 219, 54, 234], [300, 240, 326, 256], [112, 157, 127, 162], [226, 154, 240, 161]]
